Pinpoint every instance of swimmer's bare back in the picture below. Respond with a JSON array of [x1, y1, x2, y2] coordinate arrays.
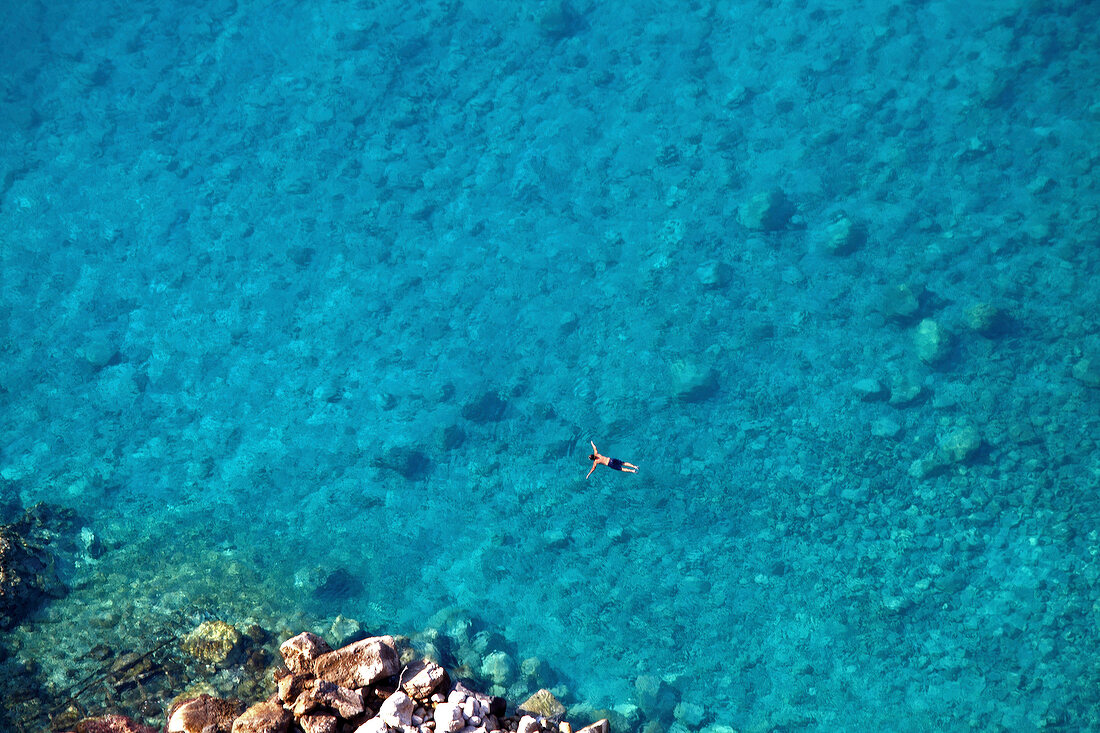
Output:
[[586, 440, 639, 479]]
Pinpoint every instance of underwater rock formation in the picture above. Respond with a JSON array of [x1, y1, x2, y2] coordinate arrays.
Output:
[[0, 503, 72, 629]]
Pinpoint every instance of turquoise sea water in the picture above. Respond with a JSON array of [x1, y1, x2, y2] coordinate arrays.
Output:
[[2, 0, 1099, 730]]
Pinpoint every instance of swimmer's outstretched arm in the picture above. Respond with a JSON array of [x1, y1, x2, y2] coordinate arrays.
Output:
[[586, 462, 597, 480]]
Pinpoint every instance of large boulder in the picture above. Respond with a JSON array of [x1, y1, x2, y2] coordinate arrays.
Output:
[[280, 632, 332, 674], [165, 695, 244, 733], [181, 620, 245, 667], [292, 679, 364, 718], [379, 690, 414, 726], [312, 636, 399, 688], [914, 319, 950, 364], [401, 658, 449, 700], [230, 702, 292, 733], [277, 671, 314, 704], [434, 701, 465, 733]]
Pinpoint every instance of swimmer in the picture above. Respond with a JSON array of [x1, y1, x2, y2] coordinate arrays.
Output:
[[586, 441, 638, 479]]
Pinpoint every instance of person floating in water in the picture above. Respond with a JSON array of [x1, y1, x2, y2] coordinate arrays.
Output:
[[586, 441, 638, 479]]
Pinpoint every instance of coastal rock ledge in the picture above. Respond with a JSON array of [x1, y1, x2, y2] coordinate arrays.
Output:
[[64, 632, 609, 733]]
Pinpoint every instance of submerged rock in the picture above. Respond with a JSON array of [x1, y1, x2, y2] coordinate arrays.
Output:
[[462, 391, 508, 423], [819, 213, 866, 255], [1072, 355, 1100, 388], [964, 302, 1002, 335], [909, 425, 983, 479], [181, 620, 245, 668], [0, 505, 70, 630], [670, 358, 719, 402], [480, 650, 517, 687], [914, 318, 950, 364], [738, 189, 797, 231], [881, 284, 923, 323], [852, 378, 888, 402], [518, 688, 566, 719]]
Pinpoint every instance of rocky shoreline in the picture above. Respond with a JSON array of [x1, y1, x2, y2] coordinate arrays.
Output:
[[58, 632, 610, 733]]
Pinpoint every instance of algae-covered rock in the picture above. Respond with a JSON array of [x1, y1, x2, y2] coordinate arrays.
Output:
[[181, 620, 245, 668], [914, 319, 950, 364], [518, 688, 567, 719], [964, 302, 1002, 335]]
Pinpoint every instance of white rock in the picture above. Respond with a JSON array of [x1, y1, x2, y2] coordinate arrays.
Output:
[[461, 698, 480, 720], [448, 690, 466, 704], [517, 716, 540, 733], [354, 718, 390, 733], [380, 691, 415, 727], [435, 702, 465, 733], [479, 651, 516, 688], [574, 721, 609, 733]]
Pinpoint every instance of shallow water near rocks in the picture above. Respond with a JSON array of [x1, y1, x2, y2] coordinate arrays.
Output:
[[2, 0, 1099, 730]]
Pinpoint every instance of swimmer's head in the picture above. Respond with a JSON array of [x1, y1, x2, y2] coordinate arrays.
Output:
[[588, 453, 597, 461]]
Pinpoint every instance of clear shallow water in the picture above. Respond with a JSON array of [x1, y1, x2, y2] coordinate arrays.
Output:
[[2, 0, 1099, 730]]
